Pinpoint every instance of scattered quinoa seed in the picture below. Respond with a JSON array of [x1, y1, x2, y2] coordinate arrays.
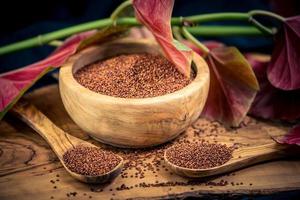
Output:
[[55, 119, 243, 191]]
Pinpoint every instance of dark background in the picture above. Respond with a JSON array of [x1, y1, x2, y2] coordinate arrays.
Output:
[[1, 0, 299, 73], [0, 1, 300, 199]]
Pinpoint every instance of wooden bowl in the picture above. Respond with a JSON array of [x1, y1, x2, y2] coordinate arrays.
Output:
[[59, 38, 209, 148]]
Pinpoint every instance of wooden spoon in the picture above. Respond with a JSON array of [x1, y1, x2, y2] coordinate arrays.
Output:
[[11, 100, 123, 184], [164, 142, 292, 178]]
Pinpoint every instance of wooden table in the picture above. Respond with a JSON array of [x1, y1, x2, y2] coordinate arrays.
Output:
[[1, 85, 300, 200]]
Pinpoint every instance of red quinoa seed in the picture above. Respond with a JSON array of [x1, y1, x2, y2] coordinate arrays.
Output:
[[63, 146, 121, 176], [74, 53, 193, 98], [165, 142, 233, 169]]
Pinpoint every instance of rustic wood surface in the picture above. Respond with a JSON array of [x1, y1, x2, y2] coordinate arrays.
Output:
[[1, 85, 300, 200]]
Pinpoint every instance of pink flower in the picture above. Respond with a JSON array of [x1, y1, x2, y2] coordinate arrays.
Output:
[[275, 124, 300, 146], [267, 16, 300, 90], [246, 53, 300, 121], [133, 0, 192, 77], [201, 47, 259, 127], [184, 41, 259, 127], [0, 31, 96, 119]]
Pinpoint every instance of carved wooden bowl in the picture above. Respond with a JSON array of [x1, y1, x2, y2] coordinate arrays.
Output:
[[59, 38, 209, 148]]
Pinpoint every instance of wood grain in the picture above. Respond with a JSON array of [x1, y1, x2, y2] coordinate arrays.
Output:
[[0, 85, 300, 200], [59, 39, 210, 148]]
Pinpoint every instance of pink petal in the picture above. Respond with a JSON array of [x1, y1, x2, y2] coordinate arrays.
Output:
[[275, 124, 300, 145], [0, 31, 95, 119], [133, 0, 192, 77], [267, 16, 300, 90], [247, 53, 300, 121], [51, 30, 96, 54], [201, 47, 259, 127]]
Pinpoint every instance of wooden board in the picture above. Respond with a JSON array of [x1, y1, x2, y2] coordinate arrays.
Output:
[[0, 84, 300, 200]]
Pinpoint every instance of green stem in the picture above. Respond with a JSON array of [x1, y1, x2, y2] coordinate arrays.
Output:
[[248, 18, 275, 35], [248, 10, 285, 22], [110, 0, 132, 22], [0, 18, 113, 56], [187, 26, 267, 36], [176, 12, 250, 24], [181, 27, 210, 56], [48, 40, 63, 47], [172, 26, 183, 40], [0, 12, 272, 56], [248, 10, 284, 35]]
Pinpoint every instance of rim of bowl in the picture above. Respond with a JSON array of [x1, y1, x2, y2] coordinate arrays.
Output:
[[59, 38, 209, 105]]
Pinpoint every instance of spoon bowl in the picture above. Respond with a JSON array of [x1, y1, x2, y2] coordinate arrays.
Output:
[[62, 151, 123, 184], [164, 142, 289, 178], [11, 100, 123, 184]]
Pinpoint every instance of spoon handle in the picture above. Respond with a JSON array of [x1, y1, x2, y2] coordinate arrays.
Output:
[[234, 142, 288, 160], [11, 99, 76, 159]]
